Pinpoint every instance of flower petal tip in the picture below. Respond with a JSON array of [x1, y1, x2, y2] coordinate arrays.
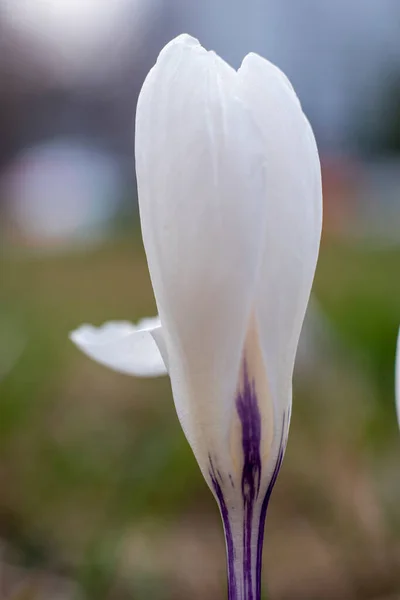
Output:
[[239, 52, 298, 99], [157, 33, 201, 60]]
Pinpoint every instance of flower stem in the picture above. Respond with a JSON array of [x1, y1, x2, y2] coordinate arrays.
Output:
[[222, 498, 268, 600], [215, 443, 285, 600]]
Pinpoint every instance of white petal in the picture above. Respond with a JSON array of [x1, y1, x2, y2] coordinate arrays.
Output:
[[135, 35, 268, 464], [69, 319, 168, 377], [396, 328, 400, 429], [237, 54, 322, 421]]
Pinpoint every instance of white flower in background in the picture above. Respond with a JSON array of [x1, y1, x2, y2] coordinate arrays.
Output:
[[396, 328, 400, 427], [70, 34, 322, 600]]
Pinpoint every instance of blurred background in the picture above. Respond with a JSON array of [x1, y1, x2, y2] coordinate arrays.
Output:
[[1, 0, 400, 598]]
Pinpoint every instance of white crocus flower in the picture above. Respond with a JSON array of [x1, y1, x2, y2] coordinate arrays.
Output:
[[70, 34, 322, 600]]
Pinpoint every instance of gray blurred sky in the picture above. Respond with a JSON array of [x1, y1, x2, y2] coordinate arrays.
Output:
[[1, 0, 400, 154]]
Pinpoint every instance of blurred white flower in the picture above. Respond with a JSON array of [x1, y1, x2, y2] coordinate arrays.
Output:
[[396, 328, 400, 427], [3, 140, 121, 249], [71, 34, 322, 599]]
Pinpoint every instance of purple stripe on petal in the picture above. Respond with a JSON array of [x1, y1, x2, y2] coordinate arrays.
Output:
[[236, 359, 262, 600], [236, 360, 262, 500], [210, 358, 287, 600]]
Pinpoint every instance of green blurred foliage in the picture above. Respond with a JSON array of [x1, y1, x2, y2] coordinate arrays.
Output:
[[315, 240, 400, 441]]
